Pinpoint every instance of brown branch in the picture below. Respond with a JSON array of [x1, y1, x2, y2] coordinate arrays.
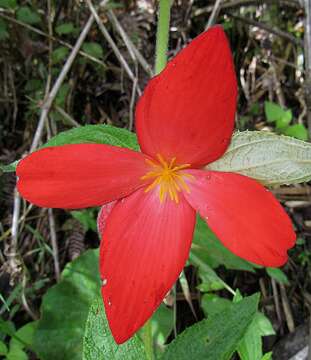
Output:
[[227, 13, 304, 47], [194, 0, 301, 17]]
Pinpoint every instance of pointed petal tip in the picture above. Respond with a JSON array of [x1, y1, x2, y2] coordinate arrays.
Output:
[[136, 25, 237, 166], [183, 170, 296, 268], [100, 189, 196, 344]]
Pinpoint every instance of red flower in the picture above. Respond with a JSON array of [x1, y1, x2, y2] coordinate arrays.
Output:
[[16, 27, 295, 343]]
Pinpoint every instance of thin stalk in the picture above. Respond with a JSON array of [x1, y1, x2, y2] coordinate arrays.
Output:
[[155, 0, 172, 75]]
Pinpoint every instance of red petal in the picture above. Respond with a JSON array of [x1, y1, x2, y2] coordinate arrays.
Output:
[[136, 26, 237, 167], [17, 144, 149, 209], [100, 188, 196, 343], [184, 170, 296, 267]]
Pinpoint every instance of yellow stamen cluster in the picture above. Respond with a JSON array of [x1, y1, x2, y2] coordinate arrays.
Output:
[[141, 154, 193, 203]]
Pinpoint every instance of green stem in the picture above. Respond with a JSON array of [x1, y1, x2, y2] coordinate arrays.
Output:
[[142, 319, 154, 360], [154, 0, 172, 75]]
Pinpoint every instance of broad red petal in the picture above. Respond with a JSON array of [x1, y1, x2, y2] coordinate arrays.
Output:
[[100, 188, 196, 343], [136, 26, 237, 167], [184, 170, 296, 267], [17, 144, 149, 209]]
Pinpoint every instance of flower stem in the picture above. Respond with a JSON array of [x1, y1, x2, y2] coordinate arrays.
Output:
[[142, 319, 154, 360], [154, 0, 172, 75]]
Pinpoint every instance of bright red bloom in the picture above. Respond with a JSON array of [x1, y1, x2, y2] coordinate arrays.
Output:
[[16, 27, 296, 344]]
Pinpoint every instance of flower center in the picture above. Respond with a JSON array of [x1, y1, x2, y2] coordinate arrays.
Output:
[[141, 154, 193, 203]]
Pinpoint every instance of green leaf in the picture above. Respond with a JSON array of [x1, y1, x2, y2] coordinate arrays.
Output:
[[6, 347, 28, 360], [238, 313, 275, 360], [193, 256, 226, 292], [201, 294, 231, 316], [191, 216, 255, 272], [202, 294, 274, 360], [42, 124, 139, 151], [150, 305, 173, 352], [209, 131, 311, 186], [0, 319, 16, 337], [82, 42, 104, 59], [55, 22, 75, 35], [275, 110, 292, 130], [17, 6, 41, 25], [0, 0, 16, 9], [83, 299, 147, 360], [264, 101, 288, 123], [71, 209, 97, 232], [162, 294, 259, 360], [33, 249, 100, 360], [52, 46, 69, 64], [0, 19, 9, 40], [4, 125, 139, 174], [9, 321, 37, 352], [0, 340, 8, 355], [0, 161, 18, 173], [55, 83, 70, 107], [266, 267, 289, 285], [261, 352, 273, 360], [283, 124, 308, 141], [138, 304, 173, 354]]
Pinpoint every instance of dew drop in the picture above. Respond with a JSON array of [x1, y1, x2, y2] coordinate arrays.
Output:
[[102, 278, 107, 286], [108, 300, 112, 306]]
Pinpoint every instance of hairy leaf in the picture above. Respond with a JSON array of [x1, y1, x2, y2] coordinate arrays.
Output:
[[33, 249, 100, 360], [43, 124, 139, 151], [208, 131, 311, 186], [162, 294, 259, 360], [83, 299, 146, 360]]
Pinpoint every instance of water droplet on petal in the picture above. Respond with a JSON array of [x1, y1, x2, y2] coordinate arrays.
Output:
[[108, 300, 112, 306], [102, 279, 107, 286]]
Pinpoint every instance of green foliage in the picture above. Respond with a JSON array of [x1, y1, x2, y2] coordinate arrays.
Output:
[[33, 249, 100, 360], [0, 320, 37, 360], [83, 299, 147, 360], [201, 294, 274, 360], [55, 83, 70, 107], [190, 253, 227, 292], [191, 216, 255, 272], [162, 294, 259, 360], [264, 101, 308, 140], [209, 131, 311, 186], [264, 101, 292, 124], [16, 6, 41, 25], [238, 313, 274, 360], [33, 248, 173, 360], [0, 161, 18, 173], [0, 19, 9, 40], [55, 22, 75, 35], [266, 267, 289, 285], [283, 124, 308, 141], [0, 0, 16, 9], [82, 42, 104, 59], [1, 125, 139, 175], [43, 124, 139, 150], [0, 340, 8, 356], [71, 209, 98, 232], [52, 47, 69, 64]]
